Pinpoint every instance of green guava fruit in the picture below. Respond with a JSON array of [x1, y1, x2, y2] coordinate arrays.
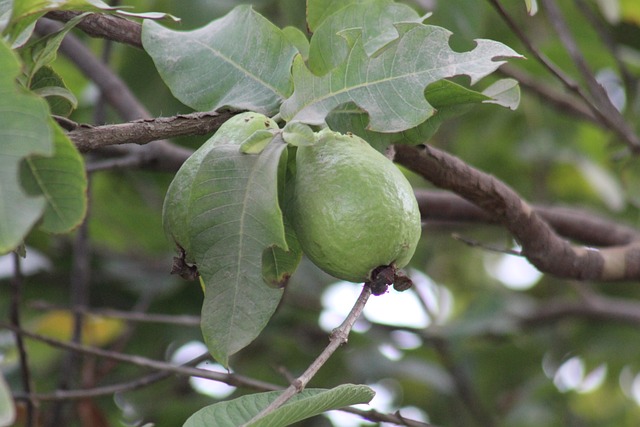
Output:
[[163, 111, 278, 263], [289, 129, 422, 283]]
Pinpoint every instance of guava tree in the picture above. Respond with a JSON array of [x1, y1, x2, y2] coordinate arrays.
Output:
[[2, 0, 640, 426]]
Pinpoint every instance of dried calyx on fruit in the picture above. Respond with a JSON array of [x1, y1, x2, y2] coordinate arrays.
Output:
[[288, 128, 421, 292]]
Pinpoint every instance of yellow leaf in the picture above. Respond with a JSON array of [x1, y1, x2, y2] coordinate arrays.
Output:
[[29, 310, 125, 347]]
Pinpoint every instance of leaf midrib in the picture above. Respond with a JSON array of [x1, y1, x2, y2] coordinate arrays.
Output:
[[192, 38, 285, 99]]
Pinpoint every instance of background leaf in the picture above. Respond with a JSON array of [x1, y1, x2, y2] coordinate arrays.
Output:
[[280, 22, 522, 132], [142, 5, 298, 115], [21, 12, 88, 83], [482, 78, 521, 110], [29, 310, 125, 347], [0, 39, 52, 254], [183, 384, 375, 427], [19, 120, 87, 234]]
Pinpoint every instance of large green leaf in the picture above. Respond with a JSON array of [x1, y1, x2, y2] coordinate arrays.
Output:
[[280, 22, 521, 132], [20, 120, 87, 234], [142, 5, 298, 116], [326, 79, 496, 151], [307, 0, 424, 75], [182, 138, 291, 367], [183, 384, 375, 427], [0, 39, 52, 254], [328, 78, 520, 153], [306, 0, 364, 32], [163, 114, 298, 366]]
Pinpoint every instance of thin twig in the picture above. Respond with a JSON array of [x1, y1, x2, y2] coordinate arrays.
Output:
[[498, 65, 600, 125], [485, 0, 585, 93], [9, 254, 35, 427], [486, 0, 640, 152], [36, 19, 145, 121], [573, 0, 636, 96], [13, 353, 210, 402], [1, 323, 280, 391], [451, 233, 523, 256], [341, 406, 437, 427], [48, 199, 92, 427], [3, 321, 429, 426], [242, 284, 373, 426], [539, 0, 640, 150]]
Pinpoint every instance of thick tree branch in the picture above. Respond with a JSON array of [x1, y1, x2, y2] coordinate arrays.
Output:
[[71, 111, 234, 152], [394, 144, 640, 281], [45, 10, 143, 49], [415, 190, 640, 247], [64, 110, 640, 264], [63, 110, 640, 250]]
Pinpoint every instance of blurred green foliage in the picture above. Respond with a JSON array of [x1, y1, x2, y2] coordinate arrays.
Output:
[[3, 0, 640, 426]]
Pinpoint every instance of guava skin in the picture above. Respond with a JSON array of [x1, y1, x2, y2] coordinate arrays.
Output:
[[289, 129, 422, 283], [208, 112, 278, 147]]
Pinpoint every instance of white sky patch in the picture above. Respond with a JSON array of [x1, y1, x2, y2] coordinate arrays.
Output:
[[390, 330, 423, 350], [320, 281, 430, 332], [552, 356, 607, 394], [378, 343, 403, 361], [484, 249, 542, 290], [0, 247, 52, 279], [631, 374, 640, 406], [171, 341, 236, 399], [410, 269, 454, 325], [619, 366, 640, 406]]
